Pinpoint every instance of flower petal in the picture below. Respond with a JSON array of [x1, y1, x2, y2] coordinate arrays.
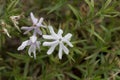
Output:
[[41, 24, 46, 28], [42, 35, 55, 39], [34, 28, 42, 35], [47, 43, 58, 55], [21, 26, 31, 30], [36, 41, 40, 51], [33, 50, 36, 59], [57, 29, 63, 37], [3, 28, 11, 38], [21, 27, 34, 34], [64, 33, 72, 40], [30, 35, 37, 43], [28, 47, 32, 58], [30, 12, 38, 25], [36, 17, 44, 26], [17, 40, 29, 50], [61, 42, 69, 55], [43, 40, 58, 46], [28, 44, 36, 58], [63, 40, 73, 47], [33, 45, 37, 59], [58, 43, 63, 59], [48, 26, 56, 35]]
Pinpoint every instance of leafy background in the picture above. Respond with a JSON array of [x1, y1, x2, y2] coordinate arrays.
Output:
[[0, 0, 120, 80]]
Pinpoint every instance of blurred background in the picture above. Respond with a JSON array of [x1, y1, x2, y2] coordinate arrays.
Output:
[[0, 0, 120, 80]]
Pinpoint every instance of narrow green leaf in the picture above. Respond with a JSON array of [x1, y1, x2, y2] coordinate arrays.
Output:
[[7, 0, 19, 12], [85, 0, 94, 15], [104, 0, 112, 9], [88, 29, 105, 43], [0, 67, 5, 70], [48, 0, 66, 14], [65, 72, 81, 80], [110, 26, 120, 32], [23, 62, 29, 78], [73, 48, 83, 55], [7, 52, 30, 61], [93, 32, 105, 43], [68, 4, 82, 22]]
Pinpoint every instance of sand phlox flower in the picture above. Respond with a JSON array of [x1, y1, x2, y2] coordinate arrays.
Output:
[[43, 26, 73, 59], [17, 35, 40, 59], [1, 21, 11, 38], [21, 12, 46, 35], [3, 28, 11, 38], [10, 15, 21, 31]]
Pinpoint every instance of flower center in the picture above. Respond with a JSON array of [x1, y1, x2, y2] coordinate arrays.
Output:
[[33, 24, 37, 26], [59, 38, 62, 42]]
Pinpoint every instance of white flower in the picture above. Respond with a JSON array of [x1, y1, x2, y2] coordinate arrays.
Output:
[[10, 15, 21, 31], [17, 35, 40, 59], [43, 26, 73, 59], [21, 12, 46, 35], [3, 28, 11, 38], [1, 21, 11, 38]]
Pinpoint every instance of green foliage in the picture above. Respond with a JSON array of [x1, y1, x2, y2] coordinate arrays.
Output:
[[0, 0, 120, 80]]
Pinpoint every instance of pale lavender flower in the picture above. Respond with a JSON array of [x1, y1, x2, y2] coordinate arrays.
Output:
[[43, 26, 73, 59], [17, 35, 40, 59], [21, 12, 46, 35]]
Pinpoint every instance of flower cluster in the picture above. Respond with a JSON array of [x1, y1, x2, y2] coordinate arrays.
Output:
[[17, 12, 73, 59], [43, 26, 73, 59]]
